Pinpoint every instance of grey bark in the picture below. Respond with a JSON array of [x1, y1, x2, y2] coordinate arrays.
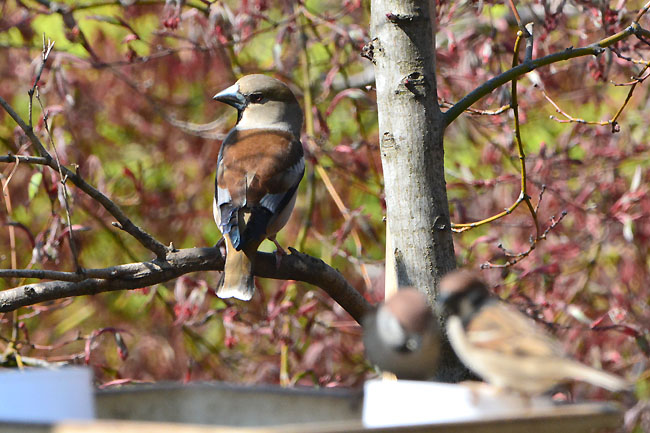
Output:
[[370, 0, 469, 381]]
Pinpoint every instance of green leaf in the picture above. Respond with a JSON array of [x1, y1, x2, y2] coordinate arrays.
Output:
[[28, 171, 43, 201]]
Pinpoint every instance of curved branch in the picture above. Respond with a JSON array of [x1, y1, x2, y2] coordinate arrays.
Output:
[[442, 21, 645, 127], [0, 98, 170, 259], [0, 247, 372, 323]]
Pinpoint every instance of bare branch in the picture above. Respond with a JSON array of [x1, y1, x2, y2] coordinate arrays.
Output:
[[0, 96, 170, 259], [452, 29, 540, 237], [536, 49, 650, 134], [480, 211, 568, 269], [35, 85, 81, 272], [0, 154, 50, 165], [0, 269, 83, 282], [0, 247, 372, 323], [438, 98, 510, 116], [442, 12, 650, 126]]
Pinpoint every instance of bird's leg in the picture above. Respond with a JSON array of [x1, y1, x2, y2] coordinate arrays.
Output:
[[514, 390, 534, 409], [459, 380, 489, 405], [269, 236, 287, 270]]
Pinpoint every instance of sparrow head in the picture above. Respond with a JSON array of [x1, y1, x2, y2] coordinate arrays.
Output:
[[375, 288, 437, 352], [438, 270, 491, 323], [213, 74, 303, 136]]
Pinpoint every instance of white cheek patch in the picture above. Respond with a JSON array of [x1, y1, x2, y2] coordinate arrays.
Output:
[[377, 306, 407, 348]]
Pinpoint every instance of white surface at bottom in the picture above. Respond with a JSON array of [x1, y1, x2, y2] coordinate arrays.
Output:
[[363, 379, 553, 427], [0, 367, 95, 423]]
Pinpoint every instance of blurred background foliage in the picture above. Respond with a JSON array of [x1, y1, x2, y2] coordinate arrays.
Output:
[[0, 0, 649, 402]]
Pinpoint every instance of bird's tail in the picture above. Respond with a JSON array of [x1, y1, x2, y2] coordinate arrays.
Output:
[[563, 361, 631, 392], [217, 235, 255, 301]]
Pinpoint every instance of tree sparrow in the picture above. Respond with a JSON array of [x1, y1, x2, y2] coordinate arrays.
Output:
[[438, 270, 630, 394]]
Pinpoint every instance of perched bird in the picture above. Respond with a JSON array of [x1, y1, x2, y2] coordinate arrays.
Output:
[[362, 288, 441, 380], [213, 75, 304, 301], [438, 270, 630, 395]]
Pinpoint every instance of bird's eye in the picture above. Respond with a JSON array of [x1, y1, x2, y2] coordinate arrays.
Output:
[[249, 92, 264, 103]]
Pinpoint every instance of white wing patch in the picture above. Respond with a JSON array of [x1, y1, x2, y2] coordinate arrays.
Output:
[[216, 186, 232, 207], [213, 197, 221, 229]]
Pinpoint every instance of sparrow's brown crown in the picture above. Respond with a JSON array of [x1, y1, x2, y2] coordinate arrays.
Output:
[[384, 288, 435, 334], [438, 270, 491, 320]]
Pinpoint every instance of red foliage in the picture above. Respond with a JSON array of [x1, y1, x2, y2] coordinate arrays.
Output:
[[0, 1, 648, 416]]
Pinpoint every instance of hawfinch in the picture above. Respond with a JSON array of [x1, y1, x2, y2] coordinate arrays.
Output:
[[213, 75, 304, 301], [362, 288, 441, 380], [438, 270, 629, 394]]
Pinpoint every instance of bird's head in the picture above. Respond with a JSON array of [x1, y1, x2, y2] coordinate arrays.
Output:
[[213, 74, 303, 137], [437, 270, 491, 322], [376, 288, 437, 352]]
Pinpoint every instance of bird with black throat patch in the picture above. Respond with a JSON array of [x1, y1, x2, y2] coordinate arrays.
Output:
[[438, 270, 630, 395], [213, 75, 304, 301]]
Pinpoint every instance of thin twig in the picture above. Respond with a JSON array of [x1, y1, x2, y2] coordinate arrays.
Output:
[[481, 211, 568, 268], [314, 163, 373, 291], [296, 12, 372, 292], [609, 46, 650, 66], [506, 0, 524, 30], [35, 87, 81, 272], [536, 50, 649, 134], [439, 98, 511, 115], [1, 162, 20, 278], [28, 35, 54, 129], [442, 0, 650, 127], [0, 95, 170, 259], [453, 26, 558, 269], [537, 85, 611, 126], [296, 13, 317, 252], [510, 27, 541, 239], [452, 29, 540, 238]]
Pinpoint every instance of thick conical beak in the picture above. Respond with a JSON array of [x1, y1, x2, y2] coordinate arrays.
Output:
[[213, 83, 247, 110]]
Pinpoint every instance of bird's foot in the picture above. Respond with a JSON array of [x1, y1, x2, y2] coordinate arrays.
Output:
[[270, 237, 287, 270], [459, 381, 493, 405]]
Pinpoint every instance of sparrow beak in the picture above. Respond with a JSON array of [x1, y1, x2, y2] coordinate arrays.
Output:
[[213, 83, 247, 111]]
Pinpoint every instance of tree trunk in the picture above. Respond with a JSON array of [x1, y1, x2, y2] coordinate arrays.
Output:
[[370, 0, 468, 381]]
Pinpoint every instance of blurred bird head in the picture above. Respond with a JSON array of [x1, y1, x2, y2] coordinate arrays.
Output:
[[362, 288, 440, 380], [438, 270, 491, 322], [213, 74, 303, 136], [377, 288, 436, 352]]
